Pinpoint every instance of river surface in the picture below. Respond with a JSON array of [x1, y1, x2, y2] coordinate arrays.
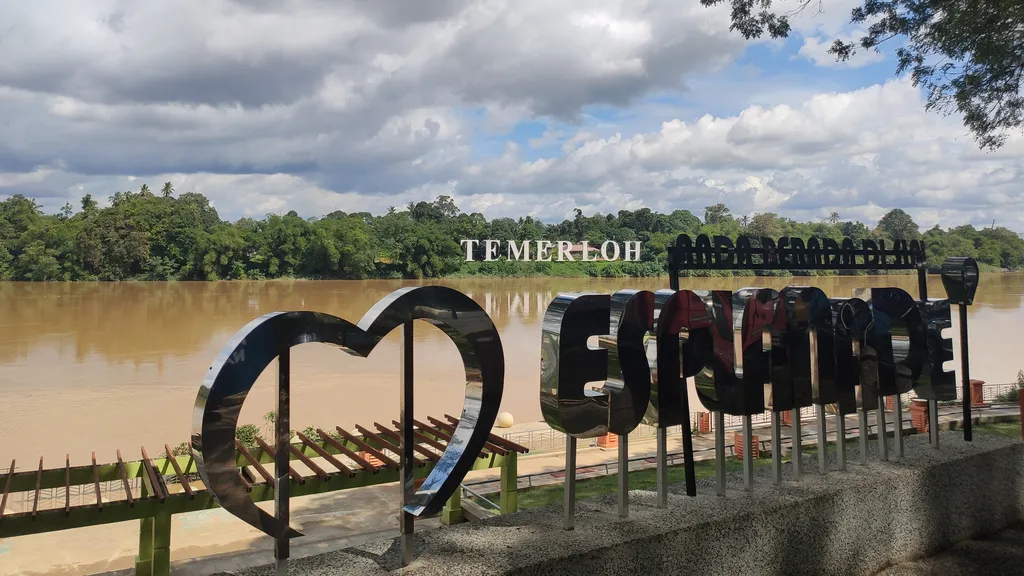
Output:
[[1, 274, 1023, 465]]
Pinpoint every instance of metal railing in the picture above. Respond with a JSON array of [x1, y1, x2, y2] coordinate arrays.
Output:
[[460, 483, 500, 514]]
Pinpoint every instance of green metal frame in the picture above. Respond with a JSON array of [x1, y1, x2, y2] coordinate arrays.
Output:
[[0, 432, 519, 576]]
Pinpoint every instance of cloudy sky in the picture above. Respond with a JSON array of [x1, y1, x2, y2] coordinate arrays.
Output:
[[2, 0, 1022, 230]]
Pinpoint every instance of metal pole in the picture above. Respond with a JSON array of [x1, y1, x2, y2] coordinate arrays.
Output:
[[960, 304, 973, 441], [836, 413, 847, 471], [656, 428, 667, 508], [816, 406, 827, 474], [714, 412, 725, 496], [618, 434, 629, 517], [400, 321, 415, 567], [771, 412, 782, 485], [894, 395, 904, 458], [792, 408, 802, 480], [681, 408, 697, 497], [858, 407, 868, 466], [877, 396, 889, 462], [920, 266, 940, 449], [564, 435, 576, 530], [742, 416, 753, 491], [275, 349, 290, 576]]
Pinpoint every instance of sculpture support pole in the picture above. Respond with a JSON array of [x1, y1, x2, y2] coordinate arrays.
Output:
[[275, 349, 290, 576], [742, 416, 753, 491], [618, 434, 629, 518], [792, 409, 802, 480], [656, 428, 667, 508], [877, 396, 889, 462], [816, 406, 827, 474], [681, 410, 697, 497], [920, 266, 939, 449], [894, 395, 904, 458], [400, 321, 415, 567], [771, 412, 782, 485], [564, 435, 576, 530], [715, 412, 725, 496], [960, 304, 973, 442], [858, 407, 869, 466], [836, 413, 847, 471]]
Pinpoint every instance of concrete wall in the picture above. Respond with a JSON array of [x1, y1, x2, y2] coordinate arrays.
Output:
[[233, 431, 1024, 576]]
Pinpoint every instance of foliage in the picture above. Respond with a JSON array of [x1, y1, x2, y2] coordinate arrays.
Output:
[[0, 187, 1020, 280], [235, 424, 262, 452], [699, 0, 1024, 150], [996, 369, 1024, 402]]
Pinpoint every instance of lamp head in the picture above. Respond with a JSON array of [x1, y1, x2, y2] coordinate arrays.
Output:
[[940, 257, 980, 305]]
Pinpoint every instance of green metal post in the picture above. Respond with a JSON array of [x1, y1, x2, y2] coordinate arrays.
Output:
[[500, 451, 518, 514], [136, 478, 153, 576], [135, 517, 154, 576], [152, 510, 171, 576], [441, 487, 463, 525]]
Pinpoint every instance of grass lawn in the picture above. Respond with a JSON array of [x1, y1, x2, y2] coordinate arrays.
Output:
[[516, 422, 1021, 510], [973, 421, 1022, 439]]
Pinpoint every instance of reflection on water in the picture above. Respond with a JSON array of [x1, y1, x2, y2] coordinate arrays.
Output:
[[1, 274, 1022, 464]]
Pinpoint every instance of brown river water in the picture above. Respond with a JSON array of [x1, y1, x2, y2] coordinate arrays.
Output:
[[1, 274, 1023, 467]]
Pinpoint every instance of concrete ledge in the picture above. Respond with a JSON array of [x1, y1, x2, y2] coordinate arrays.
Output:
[[234, 432, 1024, 576]]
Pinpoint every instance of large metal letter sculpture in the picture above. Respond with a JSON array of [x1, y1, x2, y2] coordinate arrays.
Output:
[[602, 290, 655, 518], [782, 287, 838, 474], [831, 297, 875, 466], [646, 289, 713, 502], [733, 288, 788, 489], [192, 286, 504, 569], [541, 293, 610, 530], [541, 291, 656, 526], [693, 290, 744, 495]]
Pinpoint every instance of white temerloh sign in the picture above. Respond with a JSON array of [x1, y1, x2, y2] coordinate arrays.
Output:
[[460, 240, 643, 262]]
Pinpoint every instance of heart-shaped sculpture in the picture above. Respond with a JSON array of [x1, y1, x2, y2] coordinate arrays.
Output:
[[190, 286, 504, 540]]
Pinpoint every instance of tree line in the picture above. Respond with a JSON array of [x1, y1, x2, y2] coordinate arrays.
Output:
[[0, 184, 1020, 281]]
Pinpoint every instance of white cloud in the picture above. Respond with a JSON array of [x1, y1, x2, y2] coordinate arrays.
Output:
[[0, 1, 1020, 233]]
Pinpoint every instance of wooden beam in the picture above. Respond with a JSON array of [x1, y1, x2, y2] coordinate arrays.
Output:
[[0, 459, 14, 521], [314, 429, 377, 473], [425, 416, 507, 456], [392, 419, 481, 458], [91, 453, 102, 510], [254, 437, 304, 484], [235, 440, 274, 486], [163, 445, 194, 499], [335, 427, 398, 469], [354, 424, 428, 467], [116, 450, 134, 507], [286, 438, 330, 482], [443, 414, 529, 453], [296, 432, 355, 476], [140, 448, 166, 503], [374, 423, 439, 462]]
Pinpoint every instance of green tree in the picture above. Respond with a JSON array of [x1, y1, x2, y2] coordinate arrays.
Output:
[[700, 0, 1024, 149], [703, 203, 732, 226], [876, 209, 920, 240]]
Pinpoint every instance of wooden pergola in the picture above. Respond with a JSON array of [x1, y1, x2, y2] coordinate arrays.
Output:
[[0, 414, 527, 576]]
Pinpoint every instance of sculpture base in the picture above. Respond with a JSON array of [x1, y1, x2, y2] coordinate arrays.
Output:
[[237, 431, 1024, 576]]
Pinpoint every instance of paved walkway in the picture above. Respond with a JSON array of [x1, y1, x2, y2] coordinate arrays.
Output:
[[0, 403, 1017, 575]]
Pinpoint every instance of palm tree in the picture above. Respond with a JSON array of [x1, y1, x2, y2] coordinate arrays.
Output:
[[161, 182, 174, 198], [828, 211, 840, 225]]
